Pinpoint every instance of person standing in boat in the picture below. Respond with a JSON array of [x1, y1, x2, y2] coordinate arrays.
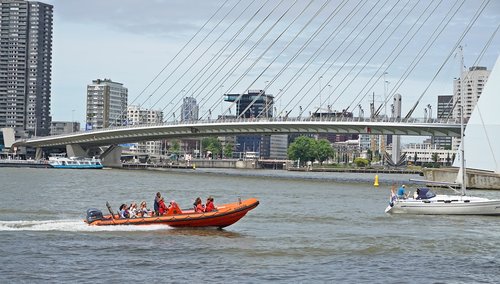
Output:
[[193, 197, 205, 213], [205, 196, 215, 212], [154, 192, 162, 216]]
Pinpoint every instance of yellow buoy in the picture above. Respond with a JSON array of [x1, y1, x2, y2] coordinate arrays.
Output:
[[374, 174, 379, 187]]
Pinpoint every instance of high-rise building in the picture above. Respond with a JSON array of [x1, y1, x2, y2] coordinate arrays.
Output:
[[433, 94, 453, 149], [86, 79, 128, 130], [0, 0, 53, 137], [181, 96, 198, 121], [127, 105, 163, 155], [452, 66, 490, 150], [50, 121, 80, 135], [225, 90, 274, 118], [224, 90, 275, 157]]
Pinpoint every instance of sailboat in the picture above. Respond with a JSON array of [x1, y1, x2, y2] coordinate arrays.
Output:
[[385, 55, 500, 215]]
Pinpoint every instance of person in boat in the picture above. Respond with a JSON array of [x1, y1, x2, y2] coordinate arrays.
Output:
[[140, 201, 150, 217], [129, 202, 139, 218], [119, 204, 130, 219], [193, 197, 205, 213], [158, 197, 168, 215], [205, 196, 215, 212], [154, 192, 162, 216], [397, 185, 407, 199]]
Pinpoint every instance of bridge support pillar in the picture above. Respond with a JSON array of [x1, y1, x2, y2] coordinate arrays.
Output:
[[100, 145, 123, 168], [35, 147, 43, 160], [66, 144, 87, 157]]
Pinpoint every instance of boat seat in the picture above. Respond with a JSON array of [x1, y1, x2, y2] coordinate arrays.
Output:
[[166, 202, 182, 215]]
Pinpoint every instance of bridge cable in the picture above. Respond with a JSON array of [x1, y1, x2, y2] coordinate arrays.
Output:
[[163, 0, 288, 122], [153, 0, 263, 121], [139, 0, 245, 118], [347, 0, 454, 116], [259, 0, 375, 119], [195, 0, 301, 119], [371, 0, 468, 118], [109, 0, 230, 127], [404, 0, 491, 119], [235, 0, 338, 119], [282, 0, 396, 117], [315, 0, 420, 116], [253, 0, 359, 119]]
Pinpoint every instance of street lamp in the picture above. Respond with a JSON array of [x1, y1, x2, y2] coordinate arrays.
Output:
[[220, 85, 224, 117], [72, 109, 75, 133], [319, 76, 323, 119]]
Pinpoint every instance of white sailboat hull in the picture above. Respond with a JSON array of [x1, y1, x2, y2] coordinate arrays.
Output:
[[385, 195, 500, 215]]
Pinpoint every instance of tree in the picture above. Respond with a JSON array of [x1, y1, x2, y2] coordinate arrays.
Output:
[[315, 139, 334, 165], [170, 140, 180, 155], [287, 136, 316, 165], [414, 152, 418, 165], [354, 157, 369, 167], [202, 137, 222, 158], [432, 152, 440, 167], [224, 142, 234, 158]]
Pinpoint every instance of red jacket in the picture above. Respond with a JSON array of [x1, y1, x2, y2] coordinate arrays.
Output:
[[194, 203, 205, 213], [205, 201, 215, 212], [158, 199, 168, 215]]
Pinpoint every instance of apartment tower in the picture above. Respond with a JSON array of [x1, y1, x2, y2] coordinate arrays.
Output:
[[0, 0, 53, 137]]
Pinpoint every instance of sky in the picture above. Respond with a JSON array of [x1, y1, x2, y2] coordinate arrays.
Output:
[[43, 0, 499, 129]]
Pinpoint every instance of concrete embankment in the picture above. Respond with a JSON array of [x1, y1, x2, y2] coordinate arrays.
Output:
[[423, 167, 500, 190], [122, 159, 262, 170], [288, 167, 422, 174]]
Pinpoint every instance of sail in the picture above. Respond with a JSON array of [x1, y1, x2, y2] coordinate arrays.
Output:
[[453, 56, 500, 173]]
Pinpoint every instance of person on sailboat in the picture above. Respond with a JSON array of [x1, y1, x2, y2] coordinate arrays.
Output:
[[397, 185, 406, 199]]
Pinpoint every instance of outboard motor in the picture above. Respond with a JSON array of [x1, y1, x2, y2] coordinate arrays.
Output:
[[86, 208, 103, 224]]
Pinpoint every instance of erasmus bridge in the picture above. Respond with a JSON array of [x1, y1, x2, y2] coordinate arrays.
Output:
[[13, 0, 498, 164]]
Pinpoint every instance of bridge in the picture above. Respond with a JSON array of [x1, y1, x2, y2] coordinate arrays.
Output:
[[14, 117, 460, 148]]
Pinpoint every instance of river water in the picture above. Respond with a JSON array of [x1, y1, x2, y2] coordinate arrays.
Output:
[[1, 167, 499, 283]]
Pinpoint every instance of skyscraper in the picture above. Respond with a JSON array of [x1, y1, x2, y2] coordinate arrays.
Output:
[[0, 0, 53, 137], [127, 105, 163, 155], [86, 79, 128, 130], [181, 96, 198, 121], [433, 94, 453, 149], [452, 66, 490, 150]]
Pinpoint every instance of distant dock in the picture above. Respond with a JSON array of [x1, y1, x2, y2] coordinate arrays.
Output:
[[0, 159, 52, 168]]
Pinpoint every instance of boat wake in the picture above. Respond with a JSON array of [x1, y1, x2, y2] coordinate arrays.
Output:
[[0, 219, 172, 232]]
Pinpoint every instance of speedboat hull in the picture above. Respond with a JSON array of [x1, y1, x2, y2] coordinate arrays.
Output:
[[385, 195, 500, 215], [85, 198, 259, 228]]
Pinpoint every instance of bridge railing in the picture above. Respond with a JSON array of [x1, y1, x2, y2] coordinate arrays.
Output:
[[20, 116, 460, 142]]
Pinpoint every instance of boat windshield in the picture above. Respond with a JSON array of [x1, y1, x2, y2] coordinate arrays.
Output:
[[416, 188, 436, 200]]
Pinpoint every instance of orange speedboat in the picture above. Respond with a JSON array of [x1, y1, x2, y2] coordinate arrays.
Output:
[[84, 198, 259, 229]]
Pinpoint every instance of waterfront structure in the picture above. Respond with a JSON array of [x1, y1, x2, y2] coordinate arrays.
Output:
[[0, 0, 53, 137], [269, 134, 288, 159], [127, 105, 163, 155], [433, 95, 453, 149], [181, 96, 198, 121], [50, 121, 80, 135], [403, 142, 454, 166], [452, 66, 490, 150], [86, 79, 128, 130]]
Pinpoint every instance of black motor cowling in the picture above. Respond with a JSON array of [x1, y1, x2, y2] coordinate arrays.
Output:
[[86, 208, 103, 223]]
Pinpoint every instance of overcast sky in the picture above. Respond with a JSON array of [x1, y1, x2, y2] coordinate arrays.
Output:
[[43, 0, 499, 125]]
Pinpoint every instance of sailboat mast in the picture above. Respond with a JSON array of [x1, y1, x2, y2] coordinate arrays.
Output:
[[459, 46, 466, 196]]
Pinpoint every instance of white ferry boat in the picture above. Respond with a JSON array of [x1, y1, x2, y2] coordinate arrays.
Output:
[[48, 155, 103, 169]]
